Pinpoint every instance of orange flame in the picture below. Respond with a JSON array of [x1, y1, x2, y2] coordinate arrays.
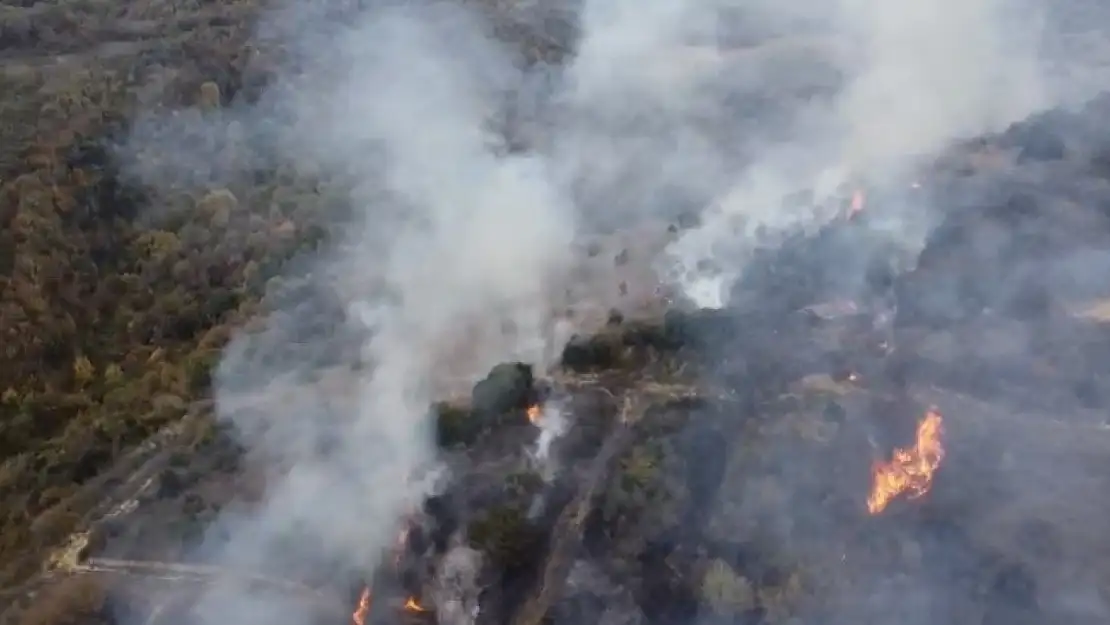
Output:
[[526, 404, 542, 425], [848, 189, 865, 218], [403, 597, 427, 612], [867, 408, 945, 515], [352, 587, 371, 625]]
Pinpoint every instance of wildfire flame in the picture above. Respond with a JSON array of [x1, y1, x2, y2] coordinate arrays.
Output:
[[848, 189, 866, 218], [352, 587, 371, 625], [403, 597, 427, 612], [867, 408, 945, 515], [526, 404, 542, 425]]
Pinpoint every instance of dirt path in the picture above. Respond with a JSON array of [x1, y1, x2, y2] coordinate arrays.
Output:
[[0, 408, 209, 623]]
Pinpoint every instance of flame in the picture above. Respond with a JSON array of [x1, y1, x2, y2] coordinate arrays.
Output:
[[848, 189, 865, 218], [526, 404, 542, 425], [403, 597, 427, 612], [352, 587, 371, 625], [867, 408, 945, 515]]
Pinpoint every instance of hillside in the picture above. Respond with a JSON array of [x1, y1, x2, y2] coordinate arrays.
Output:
[[4, 1, 1110, 625], [0, 0, 324, 604]]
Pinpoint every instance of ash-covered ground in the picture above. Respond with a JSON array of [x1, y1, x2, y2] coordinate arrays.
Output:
[[365, 98, 1110, 625], [57, 92, 1110, 625]]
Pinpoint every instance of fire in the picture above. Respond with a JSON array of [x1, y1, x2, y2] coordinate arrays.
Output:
[[526, 404, 542, 425], [403, 597, 427, 612], [352, 587, 371, 625], [848, 189, 866, 218], [866, 408, 945, 515]]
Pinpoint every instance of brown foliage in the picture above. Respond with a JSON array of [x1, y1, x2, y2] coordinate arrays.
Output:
[[0, 0, 329, 591]]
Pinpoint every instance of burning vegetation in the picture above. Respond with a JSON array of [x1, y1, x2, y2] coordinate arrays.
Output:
[[351, 588, 371, 625], [350, 587, 428, 623], [526, 404, 543, 426], [867, 408, 946, 515]]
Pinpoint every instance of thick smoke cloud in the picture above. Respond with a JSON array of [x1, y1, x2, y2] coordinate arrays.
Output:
[[115, 0, 1110, 623], [188, 3, 577, 620], [665, 0, 1051, 307]]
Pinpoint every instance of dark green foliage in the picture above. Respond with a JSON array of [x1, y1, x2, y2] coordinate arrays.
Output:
[[617, 443, 663, 493], [154, 468, 188, 499], [559, 316, 698, 373], [661, 308, 736, 351], [467, 504, 544, 570], [434, 402, 479, 448], [470, 362, 535, 417], [437, 362, 541, 448], [505, 469, 545, 499], [560, 333, 623, 372], [598, 440, 677, 549]]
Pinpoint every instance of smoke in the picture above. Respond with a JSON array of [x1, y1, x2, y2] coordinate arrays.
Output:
[[835, 0, 1045, 167], [112, 0, 1110, 622], [663, 0, 1052, 308], [528, 402, 569, 477], [124, 2, 578, 622], [429, 543, 484, 625]]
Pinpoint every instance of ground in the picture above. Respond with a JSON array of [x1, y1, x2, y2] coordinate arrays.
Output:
[[4, 1, 1110, 625]]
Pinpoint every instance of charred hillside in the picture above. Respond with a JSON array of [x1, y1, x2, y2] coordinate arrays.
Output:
[[16, 89, 1110, 624], [382, 96, 1110, 625]]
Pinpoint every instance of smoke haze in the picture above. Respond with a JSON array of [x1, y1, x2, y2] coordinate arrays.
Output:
[[115, 0, 1110, 622]]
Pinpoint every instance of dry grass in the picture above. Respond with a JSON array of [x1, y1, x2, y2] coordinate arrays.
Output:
[[13, 575, 109, 625]]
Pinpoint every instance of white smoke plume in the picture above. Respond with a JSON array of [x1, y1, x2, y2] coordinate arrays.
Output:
[[162, 3, 578, 621], [659, 0, 1052, 307], [113, 0, 1110, 622], [528, 402, 569, 477], [429, 542, 485, 625]]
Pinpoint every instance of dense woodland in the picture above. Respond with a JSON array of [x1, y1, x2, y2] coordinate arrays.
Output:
[[0, 0, 308, 599]]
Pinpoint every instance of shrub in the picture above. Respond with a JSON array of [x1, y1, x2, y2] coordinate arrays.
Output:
[[700, 559, 756, 615], [467, 504, 543, 570]]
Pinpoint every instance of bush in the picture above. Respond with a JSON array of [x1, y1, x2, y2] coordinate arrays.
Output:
[[467, 504, 543, 570], [470, 362, 534, 417], [700, 559, 756, 615], [434, 401, 478, 448], [505, 469, 545, 499]]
